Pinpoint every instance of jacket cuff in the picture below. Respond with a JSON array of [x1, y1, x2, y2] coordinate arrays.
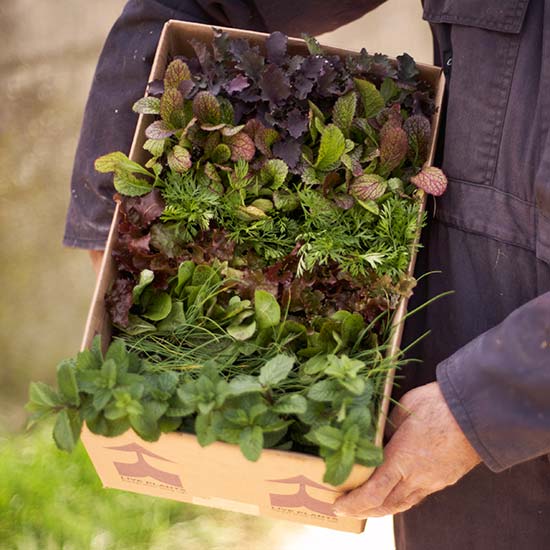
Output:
[[436, 292, 550, 472]]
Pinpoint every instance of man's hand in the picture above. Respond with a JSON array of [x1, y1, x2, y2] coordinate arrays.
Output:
[[89, 250, 104, 278], [333, 382, 481, 518]]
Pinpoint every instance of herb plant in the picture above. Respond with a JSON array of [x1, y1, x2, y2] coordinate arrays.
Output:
[[29, 31, 447, 486]]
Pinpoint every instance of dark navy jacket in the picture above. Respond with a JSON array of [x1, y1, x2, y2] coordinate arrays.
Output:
[[64, 1, 550, 548]]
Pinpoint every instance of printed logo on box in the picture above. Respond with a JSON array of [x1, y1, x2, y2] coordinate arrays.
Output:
[[106, 442, 185, 493], [267, 475, 339, 519]]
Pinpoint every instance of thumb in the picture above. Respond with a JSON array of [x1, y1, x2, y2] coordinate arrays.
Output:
[[333, 462, 402, 517]]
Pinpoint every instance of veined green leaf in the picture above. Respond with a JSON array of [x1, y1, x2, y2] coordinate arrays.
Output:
[[94, 151, 152, 177], [56, 360, 80, 407], [113, 172, 153, 197], [354, 78, 385, 119], [239, 425, 263, 461], [272, 394, 307, 415], [254, 289, 281, 330], [323, 444, 355, 486], [259, 354, 295, 386], [53, 409, 82, 453], [315, 124, 346, 171], [132, 96, 161, 115], [333, 92, 357, 137], [28, 382, 61, 409], [228, 375, 263, 396], [309, 425, 343, 451]]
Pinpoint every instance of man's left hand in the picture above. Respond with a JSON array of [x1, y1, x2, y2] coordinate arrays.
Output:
[[333, 382, 481, 518]]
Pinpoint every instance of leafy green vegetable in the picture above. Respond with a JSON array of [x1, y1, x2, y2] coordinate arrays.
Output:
[[33, 30, 446, 486]]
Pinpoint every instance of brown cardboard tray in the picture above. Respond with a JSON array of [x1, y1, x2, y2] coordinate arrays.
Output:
[[80, 20, 445, 533]]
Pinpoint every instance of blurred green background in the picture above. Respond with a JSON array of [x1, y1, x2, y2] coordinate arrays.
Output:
[[0, 1, 431, 548]]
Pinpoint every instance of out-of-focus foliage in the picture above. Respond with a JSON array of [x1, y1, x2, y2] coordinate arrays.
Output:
[[0, 422, 274, 549]]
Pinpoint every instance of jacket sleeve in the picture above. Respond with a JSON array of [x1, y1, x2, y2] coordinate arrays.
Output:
[[63, 0, 266, 249], [253, 0, 387, 37], [436, 291, 550, 472]]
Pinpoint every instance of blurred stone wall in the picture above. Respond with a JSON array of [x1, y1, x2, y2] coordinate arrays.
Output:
[[0, 0, 430, 429]]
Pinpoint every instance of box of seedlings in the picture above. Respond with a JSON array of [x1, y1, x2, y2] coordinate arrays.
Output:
[[28, 21, 445, 532]]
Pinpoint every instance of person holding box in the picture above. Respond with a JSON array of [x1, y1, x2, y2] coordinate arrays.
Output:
[[64, 1, 550, 549]]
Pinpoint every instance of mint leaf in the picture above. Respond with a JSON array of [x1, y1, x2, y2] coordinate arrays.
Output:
[[53, 409, 82, 452], [307, 380, 341, 402], [315, 124, 345, 171], [272, 394, 307, 414], [239, 425, 263, 461], [28, 382, 61, 409], [56, 361, 80, 407], [309, 425, 343, 451], [323, 443, 355, 485], [259, 355, 295, 386], [228, 375, 263, 396], [355, 440, 384, 466]]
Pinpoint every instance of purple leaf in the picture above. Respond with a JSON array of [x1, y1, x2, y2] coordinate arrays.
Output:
[[225, 132, 256, 162], [145, 120, 175, 139], [106, 277, 134, 328], [380, 121, 408, 174], [272, 140, 301, 169], [125, 189, 165, 227], [266, 32, 288, 65], [410, 166, 448, 196], [260, 64, 291, 105], [147, 79, 164, 96], [351, 174, 387, 200], [333, 193, 355, 210], [230, 39, 265, 80], [178, 79, 195, 98], [286, 108, 308, 139], [225, 74, 250, 94], [397, 53, 419, 83], [403, 114, 432, 164]]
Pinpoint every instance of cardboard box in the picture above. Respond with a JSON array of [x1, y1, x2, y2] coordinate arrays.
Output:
[[80, 20, 445, 533]]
